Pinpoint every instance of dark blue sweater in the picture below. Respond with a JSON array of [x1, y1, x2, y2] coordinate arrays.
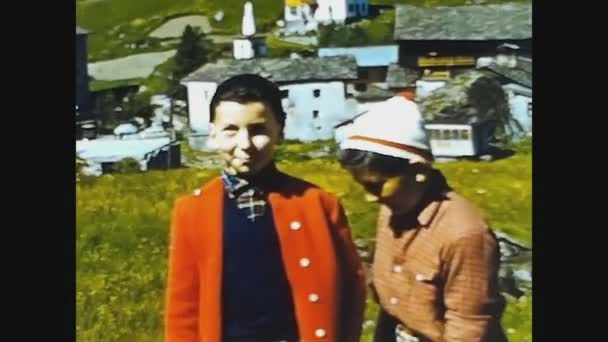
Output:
[[221, 192, 299, 341]]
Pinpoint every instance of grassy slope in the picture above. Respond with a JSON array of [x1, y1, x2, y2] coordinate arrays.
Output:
[[77, 140, 531, 341], [77, 0, 283, 60]]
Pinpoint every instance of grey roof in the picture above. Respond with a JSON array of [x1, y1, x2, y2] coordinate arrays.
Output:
[[182, 56, 358, 83], [386, 64, 421, 88], [480, 58, 532, 88], [76, 26, 88, 35], [394, 4, 532, 41]]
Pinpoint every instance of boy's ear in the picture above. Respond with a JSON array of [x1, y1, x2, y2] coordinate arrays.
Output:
[[206, 122, 219, 150], [209, 122, 216, 137]]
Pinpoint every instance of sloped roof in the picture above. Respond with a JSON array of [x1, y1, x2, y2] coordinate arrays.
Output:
[[386, 64, 421, 88], [394, 4, 532, 41], [182, 56, 358, 83], [480, 57, 532, 88]]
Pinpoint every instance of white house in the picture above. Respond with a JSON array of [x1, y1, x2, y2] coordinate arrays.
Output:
[[318, 45, 398, 89], [284, 0, 369, 29], [76, 138, 180, 175], [314, 0, 369, 24], [425, 120, 496, 157], [318, 45, 400, 113], [181, 55, 358, 145]]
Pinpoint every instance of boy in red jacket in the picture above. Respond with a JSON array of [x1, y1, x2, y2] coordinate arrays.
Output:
[[165, 74, 366, 342]]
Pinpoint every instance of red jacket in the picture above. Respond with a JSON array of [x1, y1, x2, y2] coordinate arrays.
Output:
[[165, 174, 367, 342]]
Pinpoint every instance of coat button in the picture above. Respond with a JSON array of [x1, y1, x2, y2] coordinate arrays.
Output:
[[290, 221, 302, 230], [193, 189, 201, 196], [309, 293, 320, 302], [393, 265, 403, 273], [390, 297, 399, 305], [299, 258, 311, 267], [315, 328, 326, 338]]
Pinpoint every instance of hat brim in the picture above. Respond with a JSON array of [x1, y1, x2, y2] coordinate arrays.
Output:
[[340, 139, 429, 163]]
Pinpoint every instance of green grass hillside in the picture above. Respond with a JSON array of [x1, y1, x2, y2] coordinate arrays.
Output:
[[77, 0, 531, 61], [76, 140, 531, 341]]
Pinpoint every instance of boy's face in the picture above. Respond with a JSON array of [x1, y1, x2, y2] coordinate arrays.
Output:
[[210, 100, 281, 177]]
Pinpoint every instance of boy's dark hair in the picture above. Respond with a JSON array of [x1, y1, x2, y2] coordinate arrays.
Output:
[[337, 148, 411, 176], [210, 74, 286, 128]]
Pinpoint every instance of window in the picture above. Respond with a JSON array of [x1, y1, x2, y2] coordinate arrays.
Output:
[[441, 130, 451, 140], [313, 110, 319, 119], [313, 89, 320, 98], [360, 3, 366, 15], [430, 129, 440, 140], [451, 130, 459, 140], [280, 90, 289, 99], [528, 102, 533, 117], [349, 4, 355, 12], [354, 83, 367, 92], [290, 7, 297, 15], [461, 129, 470, 140]]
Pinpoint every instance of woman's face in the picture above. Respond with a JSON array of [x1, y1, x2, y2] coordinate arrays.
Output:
[[348, 165, 429, 216]]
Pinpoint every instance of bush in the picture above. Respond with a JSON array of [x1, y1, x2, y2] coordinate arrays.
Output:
[[112, 158, 143, 174], [318, 10, 395, 47]]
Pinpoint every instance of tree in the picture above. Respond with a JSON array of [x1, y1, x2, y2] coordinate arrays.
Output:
[[168, 25, 208, 101], [122, 92, 155, 124]]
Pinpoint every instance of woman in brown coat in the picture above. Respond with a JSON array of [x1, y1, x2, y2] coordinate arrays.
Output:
[[338, 95, 507, 342]]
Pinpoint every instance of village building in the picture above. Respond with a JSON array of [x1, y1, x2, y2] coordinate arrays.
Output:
[[182, 1, 359, 144], [318, 45, 424, 115], [318, 45, 398, 91], [76, 26, 92, 120], [393, 4, 531, 97], [182, 55, 358, 142], [478, 48, 532, 138], [425, 119, 496, 158], [76, 138, 181, 175], [76, 25, 96, 140], [284, 0, 369, 31]]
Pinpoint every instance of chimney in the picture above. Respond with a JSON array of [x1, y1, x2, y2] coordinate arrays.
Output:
[[242, 2, 256, 37], [496, 43, 519, 68]]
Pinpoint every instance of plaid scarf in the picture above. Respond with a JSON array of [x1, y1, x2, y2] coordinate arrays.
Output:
[[222, 171, 267, 222]]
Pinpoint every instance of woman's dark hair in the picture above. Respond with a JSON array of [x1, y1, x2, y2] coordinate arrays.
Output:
[[337, 148, 412, 176], [209, 74, 286, 128]]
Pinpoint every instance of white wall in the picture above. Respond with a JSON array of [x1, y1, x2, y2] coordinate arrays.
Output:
[[186, 80, 356, 141], [315, 0, 348, 23], [504, 83, 532, 138], [281, 81, 353, 141], [233, 39, 254, 60], [185, 81, 217, 134], [284, 5, 305, 22], [425, 124, 476, 157]]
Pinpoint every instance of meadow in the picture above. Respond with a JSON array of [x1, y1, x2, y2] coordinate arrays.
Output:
[[76, 139, 532, 341]]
